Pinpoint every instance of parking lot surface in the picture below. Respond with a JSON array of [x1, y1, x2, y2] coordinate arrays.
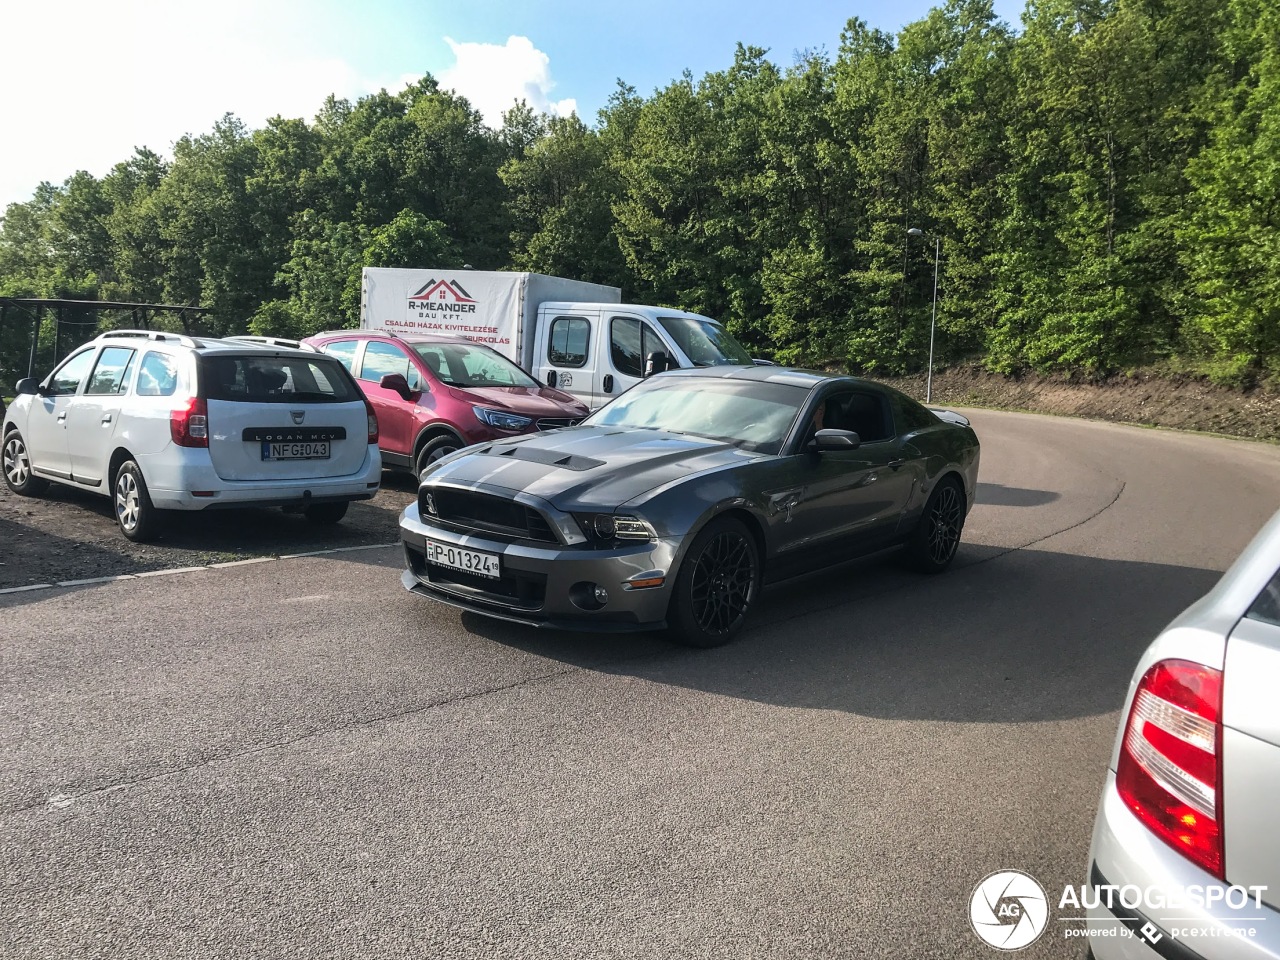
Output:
[[3, 410, 1279, 958]]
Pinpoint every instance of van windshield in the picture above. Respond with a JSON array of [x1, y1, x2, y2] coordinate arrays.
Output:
[[656, 316, 753, 367]]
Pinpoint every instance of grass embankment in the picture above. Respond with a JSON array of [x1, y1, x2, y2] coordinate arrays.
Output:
[[866, 365, 1280, 442]]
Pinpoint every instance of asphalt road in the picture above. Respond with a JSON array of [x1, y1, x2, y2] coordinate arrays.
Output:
[[3, 410, 1279, 959]]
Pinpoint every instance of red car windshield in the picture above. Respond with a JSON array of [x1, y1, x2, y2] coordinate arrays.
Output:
[[411, 343, 537, 389]]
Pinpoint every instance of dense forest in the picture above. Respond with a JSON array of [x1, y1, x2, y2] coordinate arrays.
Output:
[[1, 0, 1277, 388]]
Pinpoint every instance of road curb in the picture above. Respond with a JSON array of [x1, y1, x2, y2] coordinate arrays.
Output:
[[0, 542, 400, 599]]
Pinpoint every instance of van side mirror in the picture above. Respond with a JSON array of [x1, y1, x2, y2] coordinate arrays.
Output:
[[15, 378, 39, 396], [644, 351, 671, 377], [379, 373, 419, 401], [812, 428, 861, 451]]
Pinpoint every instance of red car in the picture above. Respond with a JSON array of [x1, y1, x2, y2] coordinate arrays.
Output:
[[303, 331, 589, 478]]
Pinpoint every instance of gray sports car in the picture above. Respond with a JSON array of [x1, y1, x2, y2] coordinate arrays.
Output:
[[399, 367, 980, 646]]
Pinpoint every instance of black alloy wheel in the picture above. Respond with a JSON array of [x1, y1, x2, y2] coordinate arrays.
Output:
[[905, 477, 964, 573], [669, 517, 760, 648]]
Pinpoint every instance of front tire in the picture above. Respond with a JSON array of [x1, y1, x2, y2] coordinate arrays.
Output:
[[415, 434, 463, 481], [667, 517, 761, 648], [303, 501, 349, 524], [3, 430, 49, 496], [903, 476, 965, 573], [114, 460, 160, 542]]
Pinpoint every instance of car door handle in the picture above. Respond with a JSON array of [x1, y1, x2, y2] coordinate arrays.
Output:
[[101, 415, 113, 424], [56, 412, 67, 422], [603, 374, 614, 393], [888, 459, 905, 470]]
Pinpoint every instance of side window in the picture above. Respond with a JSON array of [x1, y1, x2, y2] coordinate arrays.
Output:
[[48, 349, 97, 396], [823, 391, 895, 444], [892, 392, 938, 433], [610, 317, 662, 379], [548, 316, 590, 368], [359, 341, 411, 384], [85, 347, 137, 396], [323, 340, 359, 373], [136, 352, 180, 397], [1248, 569, 1280, 628]]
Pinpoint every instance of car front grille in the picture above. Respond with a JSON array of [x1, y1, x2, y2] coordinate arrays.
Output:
[[419, 487, 559, 544], [428, 564, 547, 609], [535, 417, 581, 430]]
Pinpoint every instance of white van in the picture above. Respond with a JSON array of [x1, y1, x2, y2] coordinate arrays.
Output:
[[359, 269, 758, 409]]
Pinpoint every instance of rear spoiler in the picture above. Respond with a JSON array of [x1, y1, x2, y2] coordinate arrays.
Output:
[[929, 408, 970, 427]]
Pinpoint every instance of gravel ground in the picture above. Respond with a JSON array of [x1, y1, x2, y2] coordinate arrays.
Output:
[[0, 469, 418, 589]]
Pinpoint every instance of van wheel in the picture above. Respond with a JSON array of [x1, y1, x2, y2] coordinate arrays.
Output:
[[667, 517, 761, 648], [415, 435, 462, 481], [3, 430, 49, 496], [903, 477, 965, 573], [304, 502, 349, 524], [115, 460, 160, 542]]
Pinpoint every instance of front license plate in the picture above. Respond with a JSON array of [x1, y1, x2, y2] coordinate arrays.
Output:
[[424, 539, 501, 579], [262, 441, 330, 460]]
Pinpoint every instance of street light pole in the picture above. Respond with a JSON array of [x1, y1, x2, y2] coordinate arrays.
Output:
[[907, 228, 941, 404]]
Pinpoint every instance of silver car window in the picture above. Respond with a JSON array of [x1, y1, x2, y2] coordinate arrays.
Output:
[[1248, 569, 1280, 627]]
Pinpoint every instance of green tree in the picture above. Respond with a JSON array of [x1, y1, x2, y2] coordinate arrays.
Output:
[[1178, 0, 1280, 383]]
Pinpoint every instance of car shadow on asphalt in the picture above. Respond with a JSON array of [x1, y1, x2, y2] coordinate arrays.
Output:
[[976, 482, 1061, 507], [459, 543, 1222, 725]]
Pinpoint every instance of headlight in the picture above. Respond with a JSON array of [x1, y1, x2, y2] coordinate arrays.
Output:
[[473, 406, 533, 431], [574, 513, 656, 544]]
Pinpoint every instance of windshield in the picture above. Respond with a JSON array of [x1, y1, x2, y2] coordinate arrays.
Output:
[[657, 316, 753, 367], [411, 342, 537, 389], [586, 376, 807, 454]]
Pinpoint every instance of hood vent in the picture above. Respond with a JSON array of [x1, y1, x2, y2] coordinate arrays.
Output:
[[483, 445, 604, 472]]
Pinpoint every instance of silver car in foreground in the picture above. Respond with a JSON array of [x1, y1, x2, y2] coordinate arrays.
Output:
[[1087, 508, 1280, 959]]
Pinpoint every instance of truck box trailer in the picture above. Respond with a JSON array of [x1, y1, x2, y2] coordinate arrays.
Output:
[[360, 268, 756, 409]]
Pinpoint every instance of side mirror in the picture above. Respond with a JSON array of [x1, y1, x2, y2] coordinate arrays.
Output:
[[379, 373, 419, 401], [15, 378, 40, 396], [644, 351, 671, 377], [812, 428, 861, 451]]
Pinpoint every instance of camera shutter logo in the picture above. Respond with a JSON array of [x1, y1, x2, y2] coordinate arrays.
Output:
[[969, 870, 1049, 950]]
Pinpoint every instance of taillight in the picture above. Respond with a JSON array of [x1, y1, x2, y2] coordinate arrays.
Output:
[[364, 397, 379, 444], [1116, 658, 1224, 878], [170, 397, 208, 448]]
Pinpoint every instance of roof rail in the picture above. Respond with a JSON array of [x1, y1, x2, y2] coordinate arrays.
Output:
[[311, 329, 366, 339], [99, 329, 202, 348], [223, 335, 310, 350]]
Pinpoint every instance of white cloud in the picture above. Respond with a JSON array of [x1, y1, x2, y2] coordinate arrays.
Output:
[[439, 36, 577, 127], [0, 0, 400, 210]]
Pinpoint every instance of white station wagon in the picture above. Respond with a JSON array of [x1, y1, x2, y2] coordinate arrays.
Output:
[[2, 330, 382, 540]]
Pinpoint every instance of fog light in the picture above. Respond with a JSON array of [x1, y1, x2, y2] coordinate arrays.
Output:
[[569, 581, 608, 611]]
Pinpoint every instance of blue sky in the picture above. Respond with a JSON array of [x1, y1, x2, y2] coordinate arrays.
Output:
[[0, 0, 1025, 211]]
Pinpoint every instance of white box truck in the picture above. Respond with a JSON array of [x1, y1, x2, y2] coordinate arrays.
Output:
[[360, 268, 757, 410]]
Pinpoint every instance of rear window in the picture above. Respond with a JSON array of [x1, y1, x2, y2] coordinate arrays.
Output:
[[199, 354, 360, 404], [1248, 569, 1280, 628]]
